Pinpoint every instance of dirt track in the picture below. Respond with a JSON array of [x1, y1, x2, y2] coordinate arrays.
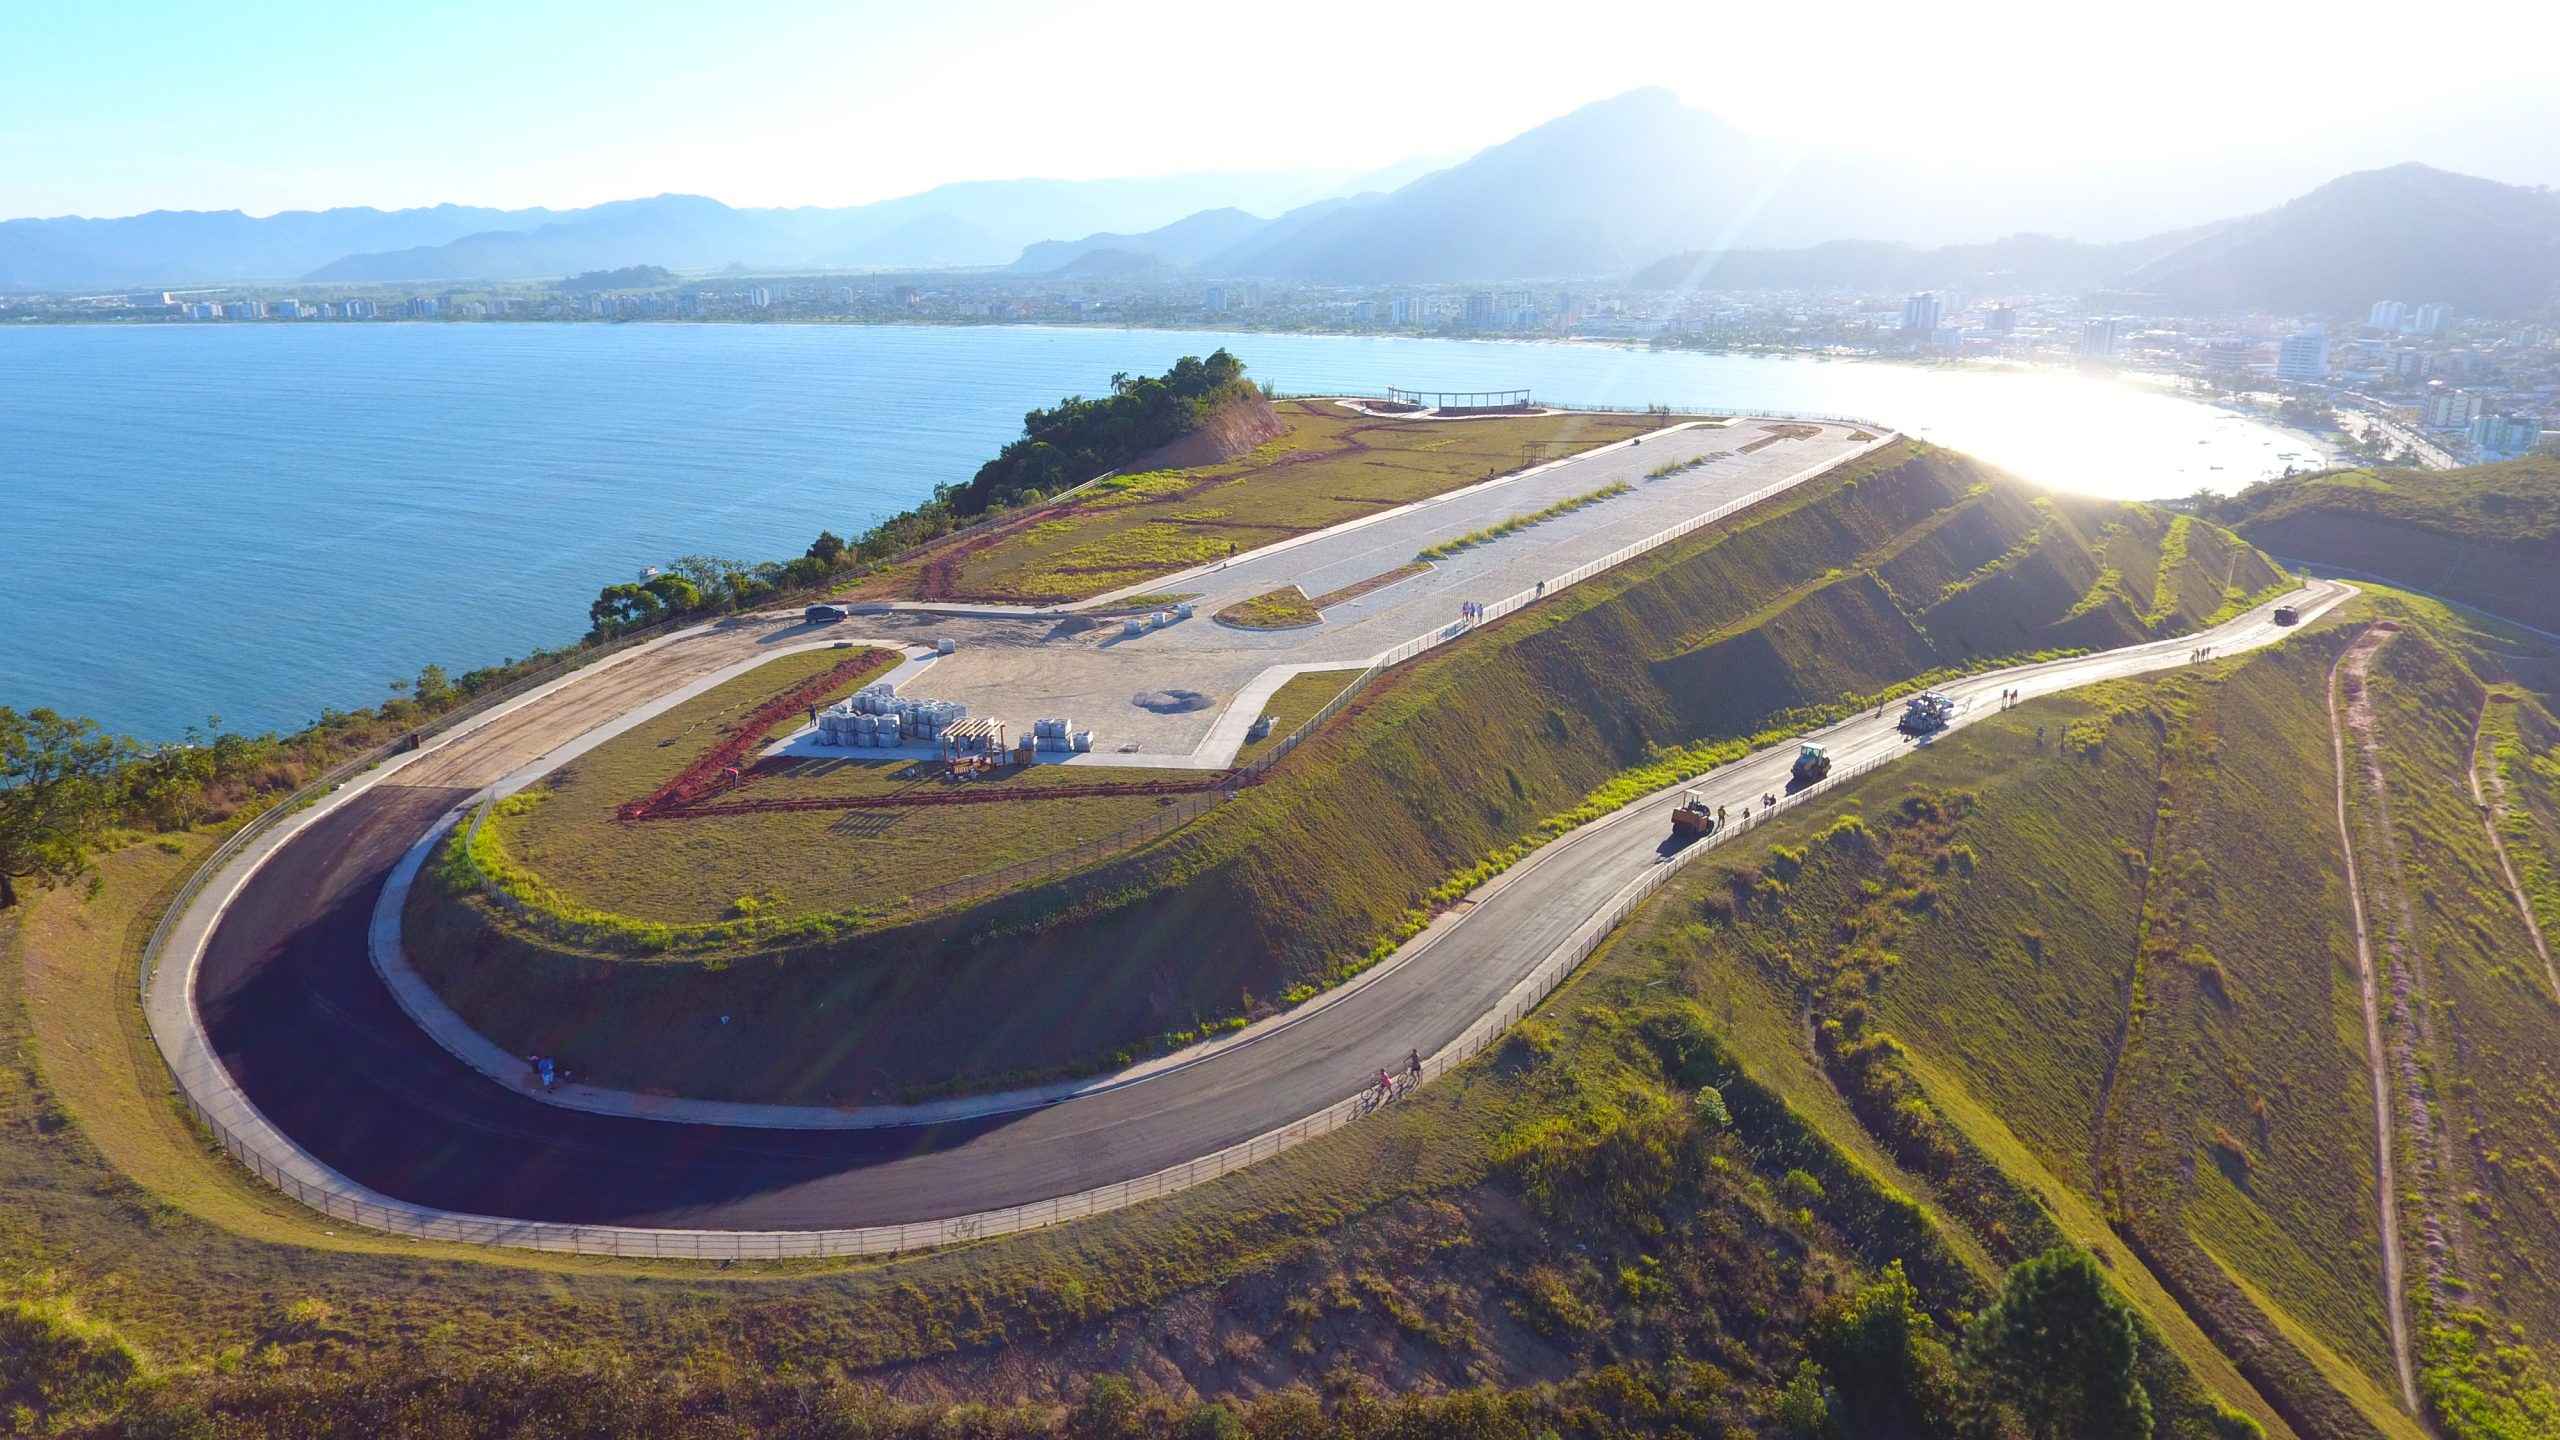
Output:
[[388, 616, 805, 790], [2325, 625, 2423, 1415]]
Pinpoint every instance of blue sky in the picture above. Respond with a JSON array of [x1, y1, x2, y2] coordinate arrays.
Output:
[[7, 0, 2555, 222]]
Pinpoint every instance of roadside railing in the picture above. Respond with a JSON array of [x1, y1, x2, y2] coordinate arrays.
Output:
[[133, 610, 738, 1000], [158, 743, 1891, 1259]]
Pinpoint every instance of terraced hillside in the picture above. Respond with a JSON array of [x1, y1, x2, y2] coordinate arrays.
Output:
[[411, 440, 2287, 1105], [2208, 457, 2560, 631], [1614, 592, 2560, 1440]]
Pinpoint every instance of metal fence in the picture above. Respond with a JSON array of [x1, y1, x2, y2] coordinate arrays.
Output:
[[160, 745, 1892, 1259], [134, 613, 733, 1000], [1267, 388, 1894, 434]]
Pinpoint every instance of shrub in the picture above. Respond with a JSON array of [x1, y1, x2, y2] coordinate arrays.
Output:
[[0, 1296, 144, 1425]]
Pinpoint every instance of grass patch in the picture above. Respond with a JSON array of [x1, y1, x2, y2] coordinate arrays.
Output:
[[470, 648, 1190, 935], [1415, 480, 1633, 561], [1213, 586, 1322, 631], [1232, 670, 1362, 767]]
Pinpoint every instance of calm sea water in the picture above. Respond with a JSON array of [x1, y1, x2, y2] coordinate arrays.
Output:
[[1, 323, 2323, 739]]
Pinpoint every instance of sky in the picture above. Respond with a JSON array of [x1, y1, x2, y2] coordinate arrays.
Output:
[[6, 0, 2556, 224]]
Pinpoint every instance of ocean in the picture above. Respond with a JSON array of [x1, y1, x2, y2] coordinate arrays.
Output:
[[0, 322, 2324, 739]]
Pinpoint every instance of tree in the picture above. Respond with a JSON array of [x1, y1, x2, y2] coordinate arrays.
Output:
[[1972, 1247, 2153, 1440], [123, 724, 220, 832], [1808, 1261, 1961, 1438], [641, 572, 702, 615], [663, 555, 741, 606], [806, 530, 846, 565], [588, 582, 664, 636], [0, 708, 132, 909], [413, 663, 456, 711]]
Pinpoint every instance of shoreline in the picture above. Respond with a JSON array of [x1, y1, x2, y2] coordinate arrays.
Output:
[[5, 326, 2334, 738]]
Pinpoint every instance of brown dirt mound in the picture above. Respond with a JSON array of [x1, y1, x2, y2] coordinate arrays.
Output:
[[1124, 390, 1285, 472]]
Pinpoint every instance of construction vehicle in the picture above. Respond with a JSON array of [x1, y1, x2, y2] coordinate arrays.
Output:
[[1670, 789, 1721, 839], [2273, 604, 2300, 626], [1790, 741, 1832, 785], [1900, 691, 1955, 735]]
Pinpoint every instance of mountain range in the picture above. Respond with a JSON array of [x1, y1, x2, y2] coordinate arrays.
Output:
[[1017, 92, 2560, 316], [9, 89, 2557, 317], [0, 166, 1418, 290], [1625, 165, 2560, 316]]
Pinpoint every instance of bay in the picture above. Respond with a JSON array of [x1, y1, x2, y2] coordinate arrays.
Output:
[[0, 322, 2324, 739]]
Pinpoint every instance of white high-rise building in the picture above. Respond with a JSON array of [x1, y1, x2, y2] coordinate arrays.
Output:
[[2424, 388, 2485, 429], [2412, 302, 2450, 335], [2368, 300, 2406, 331], [2078, 317, 2119, 358], [1900, 292, 1941, 333], [2276, 328, 2330, 382]]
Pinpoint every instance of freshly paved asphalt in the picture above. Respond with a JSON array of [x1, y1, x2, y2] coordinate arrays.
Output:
[[192, 583, 2349, 1230]]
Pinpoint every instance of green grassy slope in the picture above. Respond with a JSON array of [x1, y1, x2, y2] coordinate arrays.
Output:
[[1614, 600, 2560, 1440], [10, 766, 2267, 1438], [415, 441, 2286, 1105], [2209, 457, 2560, 632], [2350, 624, 2560, 1348]]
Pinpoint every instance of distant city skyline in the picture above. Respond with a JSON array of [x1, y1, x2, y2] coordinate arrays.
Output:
[[7, 0, 2557, 231]]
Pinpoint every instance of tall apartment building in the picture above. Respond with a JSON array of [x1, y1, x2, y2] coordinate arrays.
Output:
[[2276, 328, 2330, 382], [1900, 292, 1941, 333], [2424, 388, 2485, 429], [2078, 317, 2119, 358]]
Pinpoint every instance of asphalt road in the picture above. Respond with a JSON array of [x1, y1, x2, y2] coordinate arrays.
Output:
[[189, 580, 2349, 1230]]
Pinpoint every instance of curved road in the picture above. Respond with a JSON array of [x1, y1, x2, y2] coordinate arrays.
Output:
[[172, 578, 2353, 1234]]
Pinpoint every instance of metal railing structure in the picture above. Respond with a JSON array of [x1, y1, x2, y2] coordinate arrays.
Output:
[[1269, 389, 1894, 435], [159, 744, 1892, 1259], [133, 613, 736, 1000]]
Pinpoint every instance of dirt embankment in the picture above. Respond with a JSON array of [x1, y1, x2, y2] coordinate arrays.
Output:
[[1123, 390, 1285, 473], [2242, 510, 2560, 633]]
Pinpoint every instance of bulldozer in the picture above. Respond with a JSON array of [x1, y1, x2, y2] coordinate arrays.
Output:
[[1671, 789, 1721, 839]]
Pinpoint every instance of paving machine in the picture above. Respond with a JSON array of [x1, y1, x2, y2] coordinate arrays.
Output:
[[1900, 691, 1955, 735]]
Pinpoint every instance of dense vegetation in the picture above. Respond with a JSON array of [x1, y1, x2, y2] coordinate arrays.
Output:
[[955, 349, 1257, 513], [558, 264, 676, 292]]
